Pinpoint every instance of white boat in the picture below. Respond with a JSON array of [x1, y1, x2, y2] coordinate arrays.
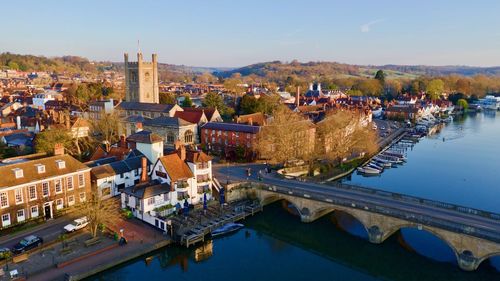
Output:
[[373, 159, 392, 168], [367, 162, 384, 171], [375, 156, 403, 164], [211, 223, 244, 237], [357, 167, 381, 174], [381, 152, 407, 161]]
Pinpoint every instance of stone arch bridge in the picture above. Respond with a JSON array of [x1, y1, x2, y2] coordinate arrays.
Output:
[[250, 183, 500, 271]]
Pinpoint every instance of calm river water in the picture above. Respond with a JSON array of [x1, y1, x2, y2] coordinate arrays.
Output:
[[91, 112, 500, 281]]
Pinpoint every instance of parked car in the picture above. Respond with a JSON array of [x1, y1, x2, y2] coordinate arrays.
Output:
[[0, 248, 11, 259], [64, 217, 89, 233], [12, 235, 43, 254]]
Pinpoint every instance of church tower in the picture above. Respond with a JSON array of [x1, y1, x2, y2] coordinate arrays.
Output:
[[124, 52, 159, 103]]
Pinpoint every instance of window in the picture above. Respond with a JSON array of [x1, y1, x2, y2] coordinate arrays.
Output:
[[67, 177, 73, 190], [0, 192, 8, 208], [31, 206, 39, 217], [2, 213, 10, 227], [17, 209, 25, 222], [79, 192, 86, 202], [42, 182, 50, 197], [184, 130, 194, 143], [55, 179, 62, 194], [167, 132, 175, 143], [68, 195, 75, 206], [56, 160, 66, 169], [29, 186, 37, 200], [101, 187, 111, 197], [36, 164, 45, 174], [78, 174, 85, 187], [15, 188, 23, 204], [56, 198, 63, 210], [12, 168, 23, 178], [147, 197, 155, 206]]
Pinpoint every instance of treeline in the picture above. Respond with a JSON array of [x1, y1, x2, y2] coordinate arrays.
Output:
[[0, 52, 111, 74]]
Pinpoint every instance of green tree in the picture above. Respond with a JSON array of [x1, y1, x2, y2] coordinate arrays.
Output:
[[202, 92, 235, 118], [35, 128, 73, 155], [457, 99, 469, 111], [7, 61, 19, 70], [426, 79, 444, 101], [159, 92, 176, 105], [181, 95, 193, 107], [374, 70, 386, 86]]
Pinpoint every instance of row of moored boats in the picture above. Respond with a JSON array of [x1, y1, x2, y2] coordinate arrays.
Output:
[[357, 136, 417, 175]]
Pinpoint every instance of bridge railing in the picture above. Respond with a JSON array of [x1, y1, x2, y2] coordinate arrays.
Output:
[[258, 184, 500, 243], [329, 182, 500, 222]]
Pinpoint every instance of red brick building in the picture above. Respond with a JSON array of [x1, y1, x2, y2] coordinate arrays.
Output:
[[200, 122, 260, 159], [0, 145, 91, 229]]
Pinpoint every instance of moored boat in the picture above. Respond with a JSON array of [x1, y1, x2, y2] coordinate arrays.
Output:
[[211, 223, 244, 237]]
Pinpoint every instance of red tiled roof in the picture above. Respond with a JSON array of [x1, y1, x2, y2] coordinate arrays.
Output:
[[174, 111, 204, 124], [159, 153, 193, 182], [186, 150, 212, 164]]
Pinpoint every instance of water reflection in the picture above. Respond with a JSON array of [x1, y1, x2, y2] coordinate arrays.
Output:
[[398, 228, 456, 264], [93, 202, 499, 281], [344, 112, 500, 213]]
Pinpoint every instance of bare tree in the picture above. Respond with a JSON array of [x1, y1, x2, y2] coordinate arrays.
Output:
[[316, 110, 377, 164], [79, 193, 120, 238], [89, 111, 123, 145], [256, 105, 315, 164]]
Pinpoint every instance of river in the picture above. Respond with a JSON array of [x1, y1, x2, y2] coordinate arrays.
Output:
[[90, 112, 500, 281]]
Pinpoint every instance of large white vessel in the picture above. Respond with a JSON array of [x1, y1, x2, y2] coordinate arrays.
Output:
[[479, 95, 500, 110]]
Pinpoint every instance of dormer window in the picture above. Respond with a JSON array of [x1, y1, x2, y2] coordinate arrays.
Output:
[[12, 168, 23, 179], [36, 164, 45, 174], [56, 160, 66, 169]]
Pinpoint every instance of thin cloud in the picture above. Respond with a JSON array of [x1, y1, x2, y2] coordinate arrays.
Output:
[[360, 19, 385, 33]]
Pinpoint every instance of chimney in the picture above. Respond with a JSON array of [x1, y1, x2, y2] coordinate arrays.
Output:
[[54, 143, 65, 156], [177, 143, 186, 161], [248, 117, 253, 126], [16, 116, 21, 130], [120, 135, 127, 148], [140, 157, 148, 183], [104, 141, 110, 152], [296, 86, 300, 108], [8, 96, 13, 103], [65, 114, 70, 129]]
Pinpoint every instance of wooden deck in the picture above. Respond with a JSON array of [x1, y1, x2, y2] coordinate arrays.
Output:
[[175, 201, 262, 248]]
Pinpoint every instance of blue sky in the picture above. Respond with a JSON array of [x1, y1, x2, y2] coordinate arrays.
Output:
[[1, 0, 500, 67]]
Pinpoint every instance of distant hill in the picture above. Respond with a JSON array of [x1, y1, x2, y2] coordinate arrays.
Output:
[[3, 52, 500, 80], [375, 65, 500, 76], [0, 52, 113, 74], [216, 61, 500, 80], [215, 60, 361, 80]]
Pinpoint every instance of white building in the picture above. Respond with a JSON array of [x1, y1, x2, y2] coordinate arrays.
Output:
[[31, 91, 62, 110], [120, 138, 214, 231]]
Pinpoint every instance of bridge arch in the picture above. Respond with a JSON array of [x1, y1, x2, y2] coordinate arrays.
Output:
[[382, 223, 460, 261], [477, 252, 500, 270], [258, 193, 305, 218]]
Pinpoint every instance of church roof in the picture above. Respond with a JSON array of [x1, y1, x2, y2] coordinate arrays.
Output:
[[118, 102, 176, 113], [127, 130, 163, 144], [143, 116, 193, 127]]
